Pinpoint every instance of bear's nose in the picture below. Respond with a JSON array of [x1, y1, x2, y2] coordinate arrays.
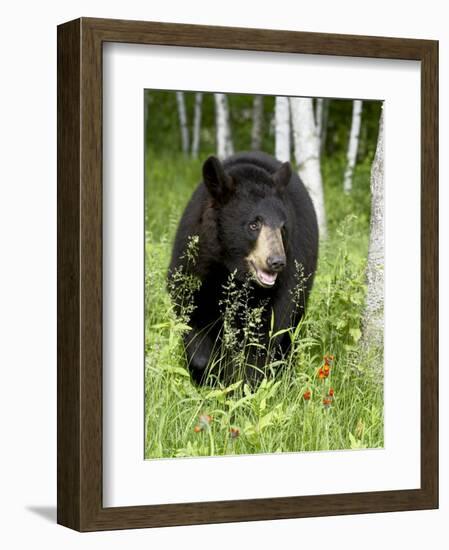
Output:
[[267, 255, 286, 272]]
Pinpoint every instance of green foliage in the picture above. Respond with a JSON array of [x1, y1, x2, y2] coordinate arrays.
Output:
[[228, 94, 275, 153], [144, 150, 383, 459], [324, 99, 382, 159], [145, 152, 203, 241]]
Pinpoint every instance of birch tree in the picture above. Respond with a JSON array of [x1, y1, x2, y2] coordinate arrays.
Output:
[[362, 108, 384, 349], [214, 93, 234, 159], [191, 92, 203, 158], [290, 97, 327, 239], [176, 91, 189, 155], [251, 95, 264, 150], [274, 96, 291, 162], [320, 99, 330, 155], [315, 98, 324, 146], [315, 98, 330, 154], [343, 99, 363, 193]]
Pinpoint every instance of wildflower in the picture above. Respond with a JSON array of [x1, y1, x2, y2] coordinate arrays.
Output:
[[230, 427, 240, 439], [303, 390, 311, 401], [323, 397, 333, 408], [198, 414, 212, 430], [194, 414, 213, 433], [317, 366, 329, 379], [328, 388, 335, 397]]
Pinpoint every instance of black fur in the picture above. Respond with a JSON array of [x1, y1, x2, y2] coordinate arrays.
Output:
[[168, 151, 319, 385]]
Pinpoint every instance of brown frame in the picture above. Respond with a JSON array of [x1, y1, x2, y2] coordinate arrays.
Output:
[[57, 17, 438, 532]]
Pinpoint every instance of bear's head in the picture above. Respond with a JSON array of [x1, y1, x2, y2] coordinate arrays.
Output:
[[202, 156, 292, 289]]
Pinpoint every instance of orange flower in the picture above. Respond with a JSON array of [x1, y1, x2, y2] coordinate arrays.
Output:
[[329, 388, 335, 397], [318, 366, 330, 379], [194, 425, 201, 433], [198, 414, 212, 430], [303, 390, 311, 401], [323, 397, 332, 408], [230, 427, 240, 439]]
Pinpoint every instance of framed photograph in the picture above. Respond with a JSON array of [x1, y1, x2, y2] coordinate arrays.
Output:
[[57, 17, 438, 531]]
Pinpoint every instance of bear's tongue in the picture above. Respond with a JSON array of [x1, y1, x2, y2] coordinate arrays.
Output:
[[257, 269, 277, 286]]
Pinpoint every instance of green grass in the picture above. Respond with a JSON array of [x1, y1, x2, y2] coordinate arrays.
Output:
[[144, 150, 383, 459]]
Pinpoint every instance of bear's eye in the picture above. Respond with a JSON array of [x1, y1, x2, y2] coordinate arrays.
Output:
[[249, 220, 261, 231]]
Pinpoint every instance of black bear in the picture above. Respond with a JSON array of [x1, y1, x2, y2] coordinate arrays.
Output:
[[168, 151, 319, 385]]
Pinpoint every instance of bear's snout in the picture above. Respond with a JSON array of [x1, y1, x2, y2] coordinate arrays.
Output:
[[266, 254, 286, 272], [246, 224, 287, 288]]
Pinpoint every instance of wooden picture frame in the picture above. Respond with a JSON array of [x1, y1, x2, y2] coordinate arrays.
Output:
[[57, 17, 438, 531]]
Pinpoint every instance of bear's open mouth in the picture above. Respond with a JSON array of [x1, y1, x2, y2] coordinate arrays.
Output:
[[249, 261, 278, 288]]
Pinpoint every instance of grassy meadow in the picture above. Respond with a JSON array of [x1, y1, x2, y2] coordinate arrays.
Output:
[[144, 147, 384, 459]]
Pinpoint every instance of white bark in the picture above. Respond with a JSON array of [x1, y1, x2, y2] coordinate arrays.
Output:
[[290, 97, 327, 239], [362, 108, 384, 349], [343, 99, 363, 193], [251, 95, 264, 150], [315, 98, 324, 141], [274, 96, 291, 162], [176, 91, 189, 154], [214, 93, 234, 159], [320, 99, 330, 155], [191, 92, 203, 158]]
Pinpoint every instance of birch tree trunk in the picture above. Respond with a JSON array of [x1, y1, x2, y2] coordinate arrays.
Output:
[[290, 97, 328, 239], [191, 92, 203, 158], [343, 99, 363, 193], [214, 93, 234, 159], [274, 96, 291, 162], [251, 95, 264, 150], [362, 109, 384, 349], [320, 98, 330, 155], [314, 98, 330, 155], [315, 98, 324, 145], [176, 91, 189, 155]]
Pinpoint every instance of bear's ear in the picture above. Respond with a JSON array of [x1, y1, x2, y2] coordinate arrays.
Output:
[[273, 162, 292, 192], [202, 156, 235, 202]]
